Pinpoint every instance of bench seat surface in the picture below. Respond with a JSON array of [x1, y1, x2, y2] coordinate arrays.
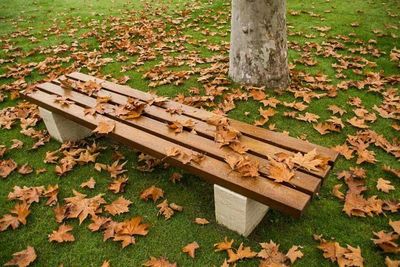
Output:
[[23, 72, 338, 218]]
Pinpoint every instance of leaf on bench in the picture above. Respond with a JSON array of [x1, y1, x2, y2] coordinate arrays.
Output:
[[93, 120, 115, 134], [291, 149, 329, 172], [266, 157, 295, 183], [224, 153, 260, 178]]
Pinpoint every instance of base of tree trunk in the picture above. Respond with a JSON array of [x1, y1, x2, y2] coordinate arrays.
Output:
[[229, 0, 290, 89]]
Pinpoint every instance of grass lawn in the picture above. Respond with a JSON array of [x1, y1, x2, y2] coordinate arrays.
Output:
[[0, 0, 399, 266]]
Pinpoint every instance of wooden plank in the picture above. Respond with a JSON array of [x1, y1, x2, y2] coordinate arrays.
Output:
[[23, 89, 311, 217], [66, 72, 339, 162], [37, 82, 322, 195], [61, 74, 332, 179]]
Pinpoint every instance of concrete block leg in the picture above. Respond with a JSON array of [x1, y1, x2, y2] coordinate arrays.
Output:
[[39, 107, 92, 143], [214, 184, 269, 237]]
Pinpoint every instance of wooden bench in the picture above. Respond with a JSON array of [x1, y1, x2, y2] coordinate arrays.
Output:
[[22, 72, 338, 236]]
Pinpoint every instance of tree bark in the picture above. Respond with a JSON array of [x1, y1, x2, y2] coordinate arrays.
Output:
[[229, 0, 289, 88]]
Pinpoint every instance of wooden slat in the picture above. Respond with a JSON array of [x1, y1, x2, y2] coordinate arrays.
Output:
[[66, 72, 339, 163], [63, 73, 332, 179], [37, 82, 321, 195], [23, 89, 311, 217]]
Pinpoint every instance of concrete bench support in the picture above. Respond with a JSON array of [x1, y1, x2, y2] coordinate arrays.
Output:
[[214, 184, 269, 237], [39, 107, 92, 143]]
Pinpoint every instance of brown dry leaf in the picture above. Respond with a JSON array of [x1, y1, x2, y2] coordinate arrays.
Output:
[[165, 147, 181, 157], [17, 164, 33, 175], [229, 142, 249, 154], [0, 159, 18, 178], [167, 121, 183, 133], [169, 172, 182, 183], [93, 120, 115, 134], [48, 224, 75, 243], [377, 178, 395, 193], [101, 260, 111, 267], [113, 216, 149, 248], [383, 165, 400, 178], [386, 257, 400, 267], [332, 184, 345, 200], [257, 240, 287, 266], [389, 220, 400, 235], [105, 160, 127, 178], [143, 257, 177, 267], [214, 237, 234, 252], [8, 185, 44, 204], [182, 241, 199, 258], [53, 204, 67, 224], [333, 144, 354, 160], [44, 151, 59, 164], [224, 153, 260, 178], [194, 217, 209, 225], [328, 105, 346, 116], [4, 246, 36, 267], [315, 235, 364, 266], [227, 243, 257, 263], [64, 190, 106, 224], [157, 199, 174, 220], [372, 231, 400, 253], [286, 245, 304, 264], [108, 176, 129, 194], [140, 185, 164, 202], [105, 196, 132, 216], [291, 149, 329, 172], [296, 112, 320, 123], [347, 117, 369, 129], [0, 214, 20, 231], [10, 139, 23, 150], [11, 201, 31, 225], [43, 184, 59, 206], [80, 177, 96, 189], [266, 157, 295, 183]]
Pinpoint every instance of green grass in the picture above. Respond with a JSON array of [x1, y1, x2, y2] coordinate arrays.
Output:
[[0, 0, 400, 266]]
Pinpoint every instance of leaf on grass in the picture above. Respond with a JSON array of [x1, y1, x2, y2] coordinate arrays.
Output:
[[143, 257, 177, 267], [157, 200, 175, 220], [332, 184, 344, 200], [4, 246, 36, 267], [140, 186, 164, 202], [227, 243, 257, 263], [377, 178, 395, 193], [108, 176, 129, 194], [0, 214, 20, 232], [286, 245, 304, 264], [11, 201, 31, 225], [169, 172, 182, 183], [214, 237, 234, 252], [80, 177, 96, 189], [17, 164, 33, 175], [182, 241, 199, 258], [194, 218, 209, 225], [105, 197, 132, 216], [48, 224, 75, 243], [0, 159, 18, 178]]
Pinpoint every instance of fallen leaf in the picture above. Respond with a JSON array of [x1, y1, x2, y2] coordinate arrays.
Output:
[[93, 120, 115, 134], [105, 196, 132, 216], [48, 224, 75, 243], [140, 186, 164, 202], [182, 241, 199, 258], [377, 178, 395, 193], [194, 217, 209, 225], [4, 246, 36, 267], [80, 177, 96, 189]]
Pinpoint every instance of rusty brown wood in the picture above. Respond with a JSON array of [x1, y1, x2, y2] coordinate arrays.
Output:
[[37, 81, 322, 195], [23, 89, 311, 217]]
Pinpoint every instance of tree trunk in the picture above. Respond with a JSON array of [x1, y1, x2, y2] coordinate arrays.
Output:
[[229, 0, 289, 88]]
